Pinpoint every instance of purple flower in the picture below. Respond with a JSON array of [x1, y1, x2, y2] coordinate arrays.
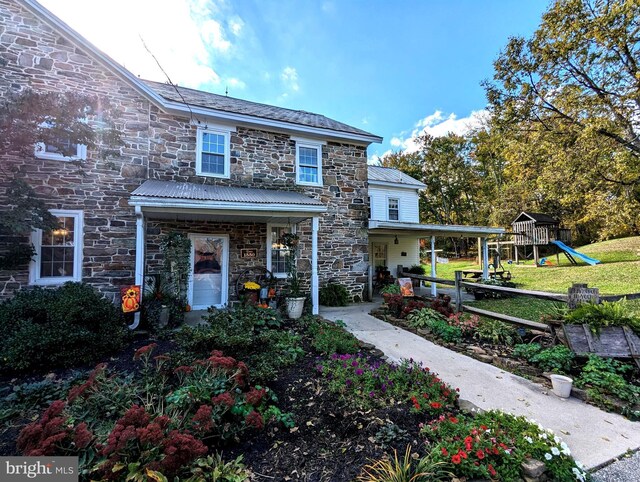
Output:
[[355, 369, 364, 376], [351, 360, 359, 367], [369, 391, 376, 398], [346, 379, 352, 387]]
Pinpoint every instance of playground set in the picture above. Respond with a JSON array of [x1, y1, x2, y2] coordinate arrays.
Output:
[[511, 212, 600, 267]]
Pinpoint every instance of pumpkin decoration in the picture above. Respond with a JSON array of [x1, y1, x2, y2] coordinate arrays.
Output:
[[185, 304, 192, 312]]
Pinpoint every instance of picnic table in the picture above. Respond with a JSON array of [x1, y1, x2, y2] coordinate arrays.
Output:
[[462, 269, 511, 281]]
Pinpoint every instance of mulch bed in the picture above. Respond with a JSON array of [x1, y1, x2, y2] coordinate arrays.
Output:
[[0, 326, 428, 480]]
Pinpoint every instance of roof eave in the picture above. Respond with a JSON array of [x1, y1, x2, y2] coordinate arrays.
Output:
[[369, 220, 505, 237], [129, 196, 327, 214], [368, 179, 426, 190]]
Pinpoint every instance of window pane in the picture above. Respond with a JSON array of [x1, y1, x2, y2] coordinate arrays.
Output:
[[299, 166, 318, 183], [201, 153, 225, 174], [271, 227, 291, 274], [39, 216, 76, 279], [299, 147, 318, 166]]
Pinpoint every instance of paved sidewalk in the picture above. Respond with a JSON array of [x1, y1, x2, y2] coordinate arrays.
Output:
[[320, 303, 640, 470]]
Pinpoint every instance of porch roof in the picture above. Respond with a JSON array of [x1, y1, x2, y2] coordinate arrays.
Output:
[[368, 220, 505, 238], [130, 180, 326, 223]]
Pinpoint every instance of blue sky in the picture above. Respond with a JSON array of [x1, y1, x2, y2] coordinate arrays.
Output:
[[40, 0, 549, 160]]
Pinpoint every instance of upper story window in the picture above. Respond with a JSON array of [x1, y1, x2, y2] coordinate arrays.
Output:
[[388, 198, 399, 221], [196, 127, 231, 178], [34, 121, 88, 161], [294, 139, 324, 186], [30, 209, 83, 285]]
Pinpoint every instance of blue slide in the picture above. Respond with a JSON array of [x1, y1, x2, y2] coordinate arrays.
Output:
[[550, 240, 601, 266]]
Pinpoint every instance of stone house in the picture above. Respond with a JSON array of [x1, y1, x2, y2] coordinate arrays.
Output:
[[0, 0, 504, 316]]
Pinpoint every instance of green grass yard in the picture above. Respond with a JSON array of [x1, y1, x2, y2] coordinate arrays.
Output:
[[431, 236, 640, 296]]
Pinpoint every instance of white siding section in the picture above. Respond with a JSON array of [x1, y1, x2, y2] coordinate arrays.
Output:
[[369, 185, 420, 223], [369, 235, 420, 277]]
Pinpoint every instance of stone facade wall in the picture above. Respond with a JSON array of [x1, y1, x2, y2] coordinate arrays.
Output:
[[0, 0, 150, 301], [0, 0, 371, 303]]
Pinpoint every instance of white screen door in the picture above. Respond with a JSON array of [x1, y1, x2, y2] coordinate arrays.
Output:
[[189, 234, 228, 309]]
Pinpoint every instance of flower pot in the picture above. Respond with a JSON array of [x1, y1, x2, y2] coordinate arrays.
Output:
[[286, 296, 305, 319], [245, 289, 259, 305], [550, 374, 573, 398]]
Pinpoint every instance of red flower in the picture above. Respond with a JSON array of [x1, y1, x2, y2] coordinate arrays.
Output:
[[212, 392, 235, 408], [191, 405, 214, 433], [245, 411, 264, 430], [488, 464, 497, 476], [451, 454, 461, 464], [476, 449, 485, 460], [410, 396, 421, 410], [458, 450, 468, 459], [245, 388, 267, 406], [174, 366, 194, 376], [430, 402, 442, 409], [133, 343, 157, 360], [441, 447, 448, 456], [449, 416, 458, 424], [73, 423, 93, 449]]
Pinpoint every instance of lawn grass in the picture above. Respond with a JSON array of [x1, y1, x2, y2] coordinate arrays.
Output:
[[466, 296, 564, 322], [430, 236, 640, 295]]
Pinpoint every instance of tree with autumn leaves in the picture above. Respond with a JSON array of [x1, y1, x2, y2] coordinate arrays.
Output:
[[383, 0, 640, 244]]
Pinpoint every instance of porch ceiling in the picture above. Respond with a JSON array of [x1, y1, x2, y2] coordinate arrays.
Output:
[[368, 220, 505, 238]]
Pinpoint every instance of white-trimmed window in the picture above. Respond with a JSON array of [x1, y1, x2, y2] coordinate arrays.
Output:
[[34, 127, 87, 161], [30, 210, 83, 285], [295, 140, 323, 186], [196, 127, 231, 178], [267, 224, 295, 278], [388, 198, 399, 221]]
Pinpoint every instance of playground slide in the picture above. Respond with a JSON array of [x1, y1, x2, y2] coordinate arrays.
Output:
[[550, 240, 601, 266]]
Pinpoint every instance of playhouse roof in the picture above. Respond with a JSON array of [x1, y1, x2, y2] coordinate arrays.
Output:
[[512, 212, 560, 225]]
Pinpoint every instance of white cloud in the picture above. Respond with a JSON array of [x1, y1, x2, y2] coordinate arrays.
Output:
[[229, 17, 244, 36], [226, 77, 246, 90], [389, 110, 488, 153], [281, 66, 300, 93], [39, 0, 242, 89]]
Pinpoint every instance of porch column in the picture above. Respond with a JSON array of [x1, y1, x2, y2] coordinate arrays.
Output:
[[311, 216, 319, 315], [430, 235, 437, 297], [481, 237, 489, 280], [129, 206, 145, 330]]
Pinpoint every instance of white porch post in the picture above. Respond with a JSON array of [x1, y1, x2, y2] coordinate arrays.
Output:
[[311, 216, 319, 315], [430, 235, 437, 297], [129, 206, 145, 330], [481, 237, 489, 280]]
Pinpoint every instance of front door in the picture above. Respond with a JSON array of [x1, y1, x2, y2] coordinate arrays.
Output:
[[189, 234, 229, 309]]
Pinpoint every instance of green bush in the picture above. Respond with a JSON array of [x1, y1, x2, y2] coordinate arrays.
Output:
[[319, 283, 349, 307], [513, 343, 543, 360], [474, 319, 520, 346], [576, 355, 639, 405], [175, 305, 300, 383], [308, 320, 359, 355], [406, 308, 462, 343], [0, 283, 128, 372], [564, 300, 640, 335], [530, 346, 575, 374], [407, 265, 425, 275]]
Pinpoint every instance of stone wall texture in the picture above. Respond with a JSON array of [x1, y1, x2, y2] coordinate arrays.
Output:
[[0, 0, 371, 303]]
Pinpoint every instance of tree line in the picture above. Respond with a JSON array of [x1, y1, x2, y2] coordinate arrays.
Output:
[[381, 0, 640, 247]]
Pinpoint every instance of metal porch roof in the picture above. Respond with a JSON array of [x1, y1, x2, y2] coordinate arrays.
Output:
[[368, 166, 426, 188], [131, 180, 325, 206]]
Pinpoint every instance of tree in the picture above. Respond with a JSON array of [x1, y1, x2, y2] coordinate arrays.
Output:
[[484, 0, 640, 239], [0, 89, 122, 269], [381, 133, 485, 256]]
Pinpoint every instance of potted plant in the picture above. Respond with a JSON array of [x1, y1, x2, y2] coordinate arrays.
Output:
[[281, 232, 305, 319]]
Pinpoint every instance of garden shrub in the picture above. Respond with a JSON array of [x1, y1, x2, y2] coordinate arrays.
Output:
[[0, 283, 128, 372], [423, 410, 588, 481], [575, 355, 640, 418], [317, 355, 458, 414], [564, 299, 640, 335], [530, 346, 575, 374], [431, 294, 454, 318], [400, 299, 428, 318], [513, 342, 543, 360], [319, 283, 349, 306], [447, 312, 480, 336], [175, 305, 299, 383], [380, 283, 400, 295], [382, 293, 405, 317], [474, 318, 520, 346], [18, 344, 292, 478], [358, 445, 452, 482], [308, 320, 359, 355], [406, 308, 462, 343]]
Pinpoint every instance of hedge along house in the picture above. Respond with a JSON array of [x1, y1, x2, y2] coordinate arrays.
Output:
[[367, 166, 504, 298], [0, 0, 381, 319]]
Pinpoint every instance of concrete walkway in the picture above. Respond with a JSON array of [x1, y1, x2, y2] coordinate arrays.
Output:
[[320, 303, 640, 470]]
